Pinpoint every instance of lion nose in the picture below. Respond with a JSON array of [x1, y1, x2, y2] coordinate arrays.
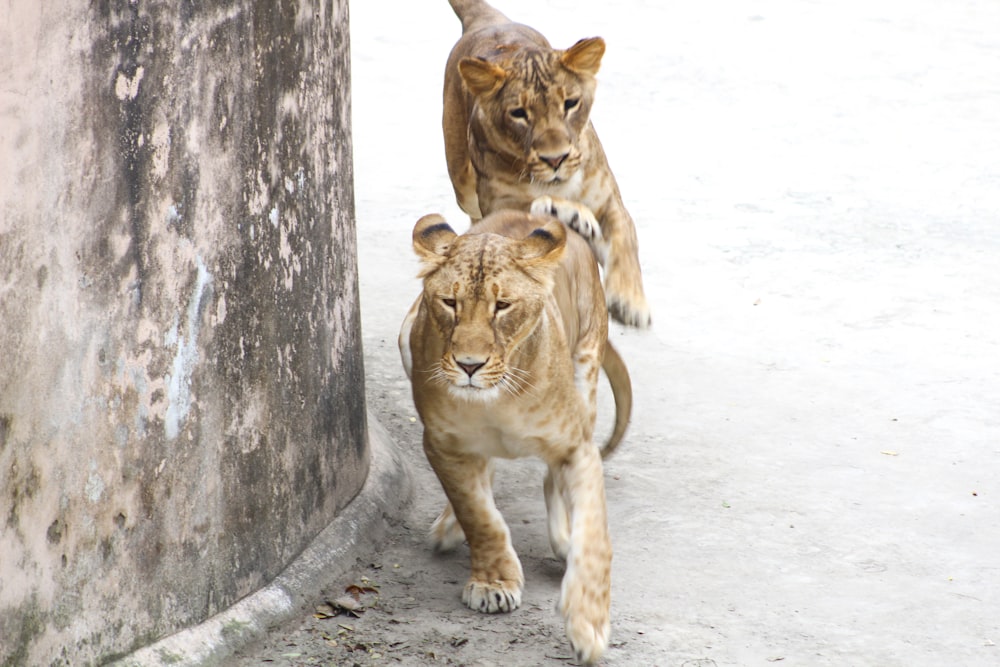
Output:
[[456, 358, 486, 378], [540, 153, 568, 170]]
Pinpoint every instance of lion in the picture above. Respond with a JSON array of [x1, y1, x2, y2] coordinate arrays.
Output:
[[398, 199, 632, 663], [443, 0, 651, 328]]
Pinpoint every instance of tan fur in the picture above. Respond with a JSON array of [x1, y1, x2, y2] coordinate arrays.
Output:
[[443, 0, 651, 328], [398, 200, 631, 663]]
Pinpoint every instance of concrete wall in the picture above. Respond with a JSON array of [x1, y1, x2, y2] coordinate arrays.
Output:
[[0, 1, 366, 664]]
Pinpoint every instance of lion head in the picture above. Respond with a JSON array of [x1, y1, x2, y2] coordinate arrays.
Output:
[[458, 37, 605, 185], [411, 212, 567, 401]]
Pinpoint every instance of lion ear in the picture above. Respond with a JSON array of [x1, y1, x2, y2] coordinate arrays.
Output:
[[412, 214, 457, 272], [515, 218, 566, 284], [458, 57, 507, 96], [561, 37, 605, 76]]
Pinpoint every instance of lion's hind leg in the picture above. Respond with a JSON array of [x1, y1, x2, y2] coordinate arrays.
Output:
[[430, 501, 466, 552]]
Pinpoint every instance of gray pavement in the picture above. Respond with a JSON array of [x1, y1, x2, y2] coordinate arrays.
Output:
[[229, 0, 1000, 665]]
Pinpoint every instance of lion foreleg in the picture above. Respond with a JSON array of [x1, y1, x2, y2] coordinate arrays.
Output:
[[544, 468, 571, 561], [546, 349, 599, 564], [598, 204, 651, 328], [430, 459, 496, 552], [555, 444, 612, 664], [424, 443, 523, 613]]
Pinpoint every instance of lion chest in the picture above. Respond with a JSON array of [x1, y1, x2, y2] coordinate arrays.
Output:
[[421, 393, 581, 461]]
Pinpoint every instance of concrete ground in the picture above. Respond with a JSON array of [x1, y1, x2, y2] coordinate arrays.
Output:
[[228, 0, 1000, 665]]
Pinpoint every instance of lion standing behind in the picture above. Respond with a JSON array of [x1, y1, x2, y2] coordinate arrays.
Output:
[[443, 0, 651, 328]]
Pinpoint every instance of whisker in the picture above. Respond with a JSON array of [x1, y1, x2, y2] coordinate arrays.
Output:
[[506, 366, 537, 391], [498, 375, 519, 397], [418, 362, 452, 387], [498, 367, 536, 397], [502, 375, 524, 395]]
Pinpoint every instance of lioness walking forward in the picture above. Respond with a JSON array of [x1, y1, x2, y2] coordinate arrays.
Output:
[[399, 200, 632, 663]]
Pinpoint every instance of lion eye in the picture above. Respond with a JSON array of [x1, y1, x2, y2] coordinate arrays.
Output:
[[564, 98, 580, 112], [509, 108, 528, 120], [442, 298, 457, 309], [495, 300, 511, 312]]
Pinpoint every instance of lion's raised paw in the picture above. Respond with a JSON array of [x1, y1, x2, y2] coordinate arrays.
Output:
[[531, 196, 604, 247]]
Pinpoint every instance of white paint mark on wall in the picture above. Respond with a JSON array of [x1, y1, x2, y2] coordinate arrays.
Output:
[[151, 122, 171, 178], [214, 292, 227, 327], [166, 204, 182, 228], [164, 255, 213, 440], [179, 4, 245, 51], [85, 463, 105, 503], [247, 169, 269, 216], [114, 66, 145, 100]]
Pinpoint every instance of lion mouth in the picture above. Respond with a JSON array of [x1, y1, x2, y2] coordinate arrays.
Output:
[[531, 163, 577, 186]]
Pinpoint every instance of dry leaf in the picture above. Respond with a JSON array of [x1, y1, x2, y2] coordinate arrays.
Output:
[[334, 595, 362, 611], [345, 583, 379, 598], [314, 602, 337, 619]]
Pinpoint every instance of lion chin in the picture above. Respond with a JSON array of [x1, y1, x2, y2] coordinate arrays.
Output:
[[447, 382, 501, 403]]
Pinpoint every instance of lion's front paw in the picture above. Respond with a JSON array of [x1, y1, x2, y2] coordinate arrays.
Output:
[[605, 263, 651, 328], [430, 503, 466, 552], [463, 578, 523, 613], [531, 196, 605, 250], [559, 547, 611, 664], [564, 611, 611, 665], [560, 574, 611, 665]]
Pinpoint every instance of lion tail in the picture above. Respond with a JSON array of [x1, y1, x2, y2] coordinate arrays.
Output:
[[447, 0, 510, 33], [600, 340, 632, 459]]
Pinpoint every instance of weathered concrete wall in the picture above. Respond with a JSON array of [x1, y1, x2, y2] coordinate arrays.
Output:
[[0, 1, 365, 664]]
